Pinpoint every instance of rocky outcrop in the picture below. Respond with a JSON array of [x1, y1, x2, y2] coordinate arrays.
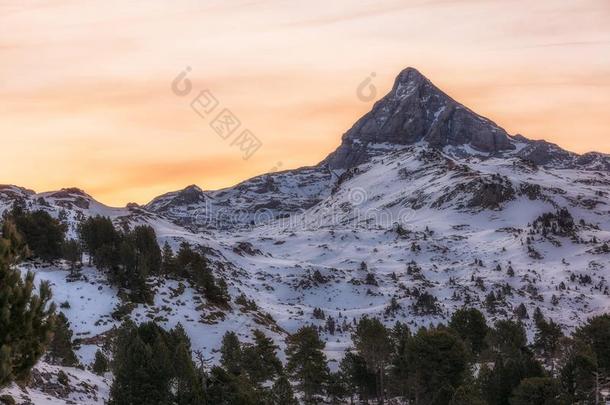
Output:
[[146, 185, 207, 212], [468, 177, 515, 209]]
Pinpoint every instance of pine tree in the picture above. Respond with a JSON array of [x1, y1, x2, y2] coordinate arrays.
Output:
[[118, 238, 151, 303], [170, 324, 206, 405], [573, 314, 610, 373], [514, 303, 529, 319], [480, 320, 544, 405], [109, 321, 206, 405], [220, 331, 243, 375], [129, 225, 162, 276], [79, 220, 165, 305], [110, 324, 168, 405], [312, 307, 325, 320], [45, 312, 78, 367], [405, 327, 469, 404], [326, 316, 336, 335], [270, 375, 298, 405], [206, 366, 262, 404], [62, 239, 81, 273], [326, 371, 349, 404], [78, 216, 119, 267], [160, 242, 176, 276], [449, 308, 488, 356], [533, 313, 563, 372], [510, 377, 561, 405], [389, 321, 411, 399], [92, 349, 109, 375], [0, 220, 56, 388], [242, 329, 282, 384], [175, 242, 196, 278], [352, 317, 392, 404], [365, 273, 378, 286], [559, 342, 596, 404], [8, 207, 66, 261], [486, 319, 528, 357], [117, 225, 161, 303], [173, 242, 229, 305], [285, 326, 329, 403], [340, 350, 376, 403], [450, 384, 487, 405]]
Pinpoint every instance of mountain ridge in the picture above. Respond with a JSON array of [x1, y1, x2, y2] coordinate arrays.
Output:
[[3, 67, 609, 210]]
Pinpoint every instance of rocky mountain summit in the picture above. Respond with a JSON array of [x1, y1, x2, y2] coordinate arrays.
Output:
[[321, 67, 609, 170], [322, 67, 515, 169]]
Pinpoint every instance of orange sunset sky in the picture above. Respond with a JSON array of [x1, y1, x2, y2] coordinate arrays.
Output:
[[1, 0, 609, 206]]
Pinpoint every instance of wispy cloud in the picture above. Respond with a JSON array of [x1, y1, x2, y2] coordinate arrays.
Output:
[[497, 39, 610, 50], [273, 0, 494, 28]]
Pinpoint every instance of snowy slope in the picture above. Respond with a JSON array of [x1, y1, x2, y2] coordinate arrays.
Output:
[[1, 362, 110, 405], [7, 145, 609, 369]]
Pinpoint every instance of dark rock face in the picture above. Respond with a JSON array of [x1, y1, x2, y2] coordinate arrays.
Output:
[[233, 241, 262, 256], [153, 185, 207, 211], [515, 139, 610, 170], [514, 138, 573, 166], [519, 183, 543, 200], [54, 188, 89, 197], [468, 179, 515, 210], [574, 152, 610, 171], [174, 185, 207, 205], [322, 67, 515, 169], [48, 188, 92, 209], [0, 185, 35, 200]]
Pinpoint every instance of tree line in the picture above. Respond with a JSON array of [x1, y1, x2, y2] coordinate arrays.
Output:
[[106, 308, 610, 405], [0, 207, 229, 393], [2, 206, 229, 306], [160, 241, 230, 306], [78, 215, 162, 303]]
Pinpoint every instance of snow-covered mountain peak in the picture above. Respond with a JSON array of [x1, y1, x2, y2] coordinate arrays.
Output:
[[0, 184, 36, 200], [321, 67, 517, 169], [320, 67, 610, 173]]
